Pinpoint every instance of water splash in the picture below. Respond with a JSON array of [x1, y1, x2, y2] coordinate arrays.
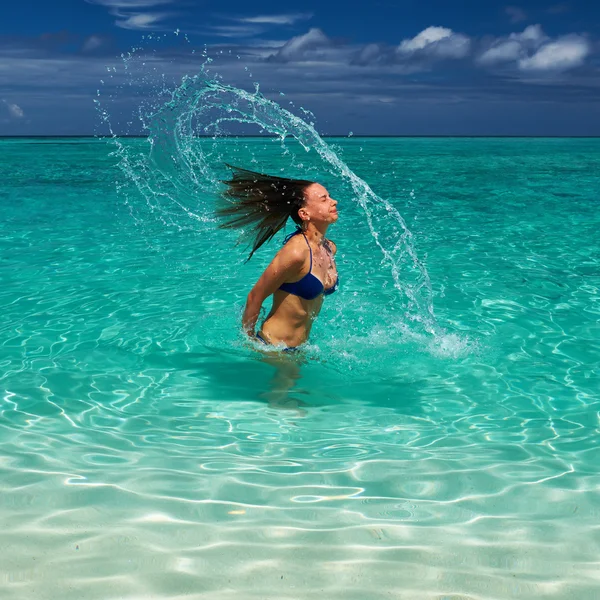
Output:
[[99, 54, 441, 339]]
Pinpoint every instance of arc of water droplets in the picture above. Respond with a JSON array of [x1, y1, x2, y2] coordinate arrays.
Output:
[[104, 69, 439, 335], [148, 77, 438, 334]]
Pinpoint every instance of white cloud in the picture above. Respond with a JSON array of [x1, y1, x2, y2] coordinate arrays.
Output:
[[478, 40, 522, 64], [206, 12, 312, 39], [514, 24, 547, 44], [240, 13, 313, 25], [268, 28, 332, 62], [399, 27, 450, 51], [265, 25, 471, 70], [478, 25, 547, 65], [82, 35, 104, 52], [397, 26, 470, 59], [519, 36, 590, 71], [352, 43, 386, 66], [2, 99, 24, 119], [244, 40, 287, 49], [478, 25, 589, 72], [85, 0, 174, 30], [205, 24, 265, 38], [116, 12, 168, 29]]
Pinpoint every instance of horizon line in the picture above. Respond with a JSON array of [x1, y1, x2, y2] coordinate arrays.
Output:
[[2, 134, 600, 139]]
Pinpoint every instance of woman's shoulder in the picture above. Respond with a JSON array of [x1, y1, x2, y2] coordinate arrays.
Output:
[[277, 234, 310, 265], [325, 239, 337, 255]]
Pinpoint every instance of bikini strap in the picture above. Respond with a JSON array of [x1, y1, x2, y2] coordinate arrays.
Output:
[[282, 227, 312, 271], [282, 226, 302, 245], [300, 231, 313, 271]]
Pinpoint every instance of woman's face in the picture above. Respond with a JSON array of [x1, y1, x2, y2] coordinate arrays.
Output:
[[300, 183, 338, 225]]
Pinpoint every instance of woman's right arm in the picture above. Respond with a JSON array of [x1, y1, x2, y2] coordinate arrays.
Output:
[[242, 244, 306, 335]]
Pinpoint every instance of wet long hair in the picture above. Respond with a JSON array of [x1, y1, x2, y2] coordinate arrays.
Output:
[[216, 164, 314, 261]]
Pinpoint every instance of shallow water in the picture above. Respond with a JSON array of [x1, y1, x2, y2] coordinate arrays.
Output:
[[1, 137, 600, 599]]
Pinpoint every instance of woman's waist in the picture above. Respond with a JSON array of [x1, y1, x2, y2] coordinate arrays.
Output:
[[260, 315, 312, 348], [266, 299, 320, 325]]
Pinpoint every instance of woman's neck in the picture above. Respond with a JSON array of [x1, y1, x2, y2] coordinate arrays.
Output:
[[304, 222, 328, 245]]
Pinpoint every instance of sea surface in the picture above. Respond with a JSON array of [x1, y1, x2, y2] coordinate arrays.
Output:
[[1, 136, 599, 599]]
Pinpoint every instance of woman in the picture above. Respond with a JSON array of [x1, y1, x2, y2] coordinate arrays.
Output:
[[217, 165, 339, 351]]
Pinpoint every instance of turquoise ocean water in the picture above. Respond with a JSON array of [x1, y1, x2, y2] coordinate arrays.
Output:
[[1, 136, 600, 599]]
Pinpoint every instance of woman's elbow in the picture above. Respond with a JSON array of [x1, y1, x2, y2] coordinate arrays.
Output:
[[246, 288, 266, 309]]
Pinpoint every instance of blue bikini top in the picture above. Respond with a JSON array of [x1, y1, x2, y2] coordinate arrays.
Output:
[[279, 228, 339, 301]]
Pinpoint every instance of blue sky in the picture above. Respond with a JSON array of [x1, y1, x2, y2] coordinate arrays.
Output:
[[1, 0, 599, 135]]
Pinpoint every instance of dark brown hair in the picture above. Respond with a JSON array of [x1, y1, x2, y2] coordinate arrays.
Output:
[[216, 164, 314, 261]]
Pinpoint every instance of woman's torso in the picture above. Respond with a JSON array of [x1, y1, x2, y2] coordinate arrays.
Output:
[[260, 234, 338, 347]]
